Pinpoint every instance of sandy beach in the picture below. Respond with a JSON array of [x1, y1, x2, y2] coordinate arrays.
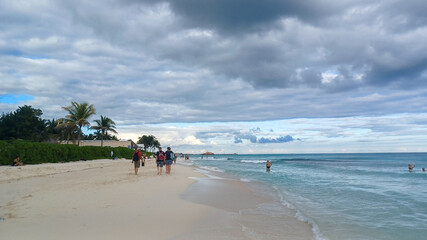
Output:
[[0, 158, 314, 240], [0, 159, 209, 240]]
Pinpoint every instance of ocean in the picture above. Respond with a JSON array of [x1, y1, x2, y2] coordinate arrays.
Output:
[[186, 153, 427, 240]]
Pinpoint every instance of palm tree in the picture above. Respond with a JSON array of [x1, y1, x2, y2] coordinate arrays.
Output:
[[55, 119, 75, 144], [57, 102, 96, 146], [44, 118, 59, 142], [138, 135, 161, 152], [90, 115, 118, 147]]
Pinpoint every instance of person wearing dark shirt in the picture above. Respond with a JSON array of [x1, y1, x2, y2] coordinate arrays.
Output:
[[164, 147, 174, 174], [132, 149, 142, 175], [156, 147, 166, 175]]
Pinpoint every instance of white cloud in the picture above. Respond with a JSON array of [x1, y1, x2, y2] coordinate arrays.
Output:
[[182, 136, 204, 145]]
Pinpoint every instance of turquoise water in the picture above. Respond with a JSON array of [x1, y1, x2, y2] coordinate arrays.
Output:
[[189, 153, 427, 240]]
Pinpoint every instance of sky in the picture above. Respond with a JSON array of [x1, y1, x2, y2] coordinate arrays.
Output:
[[1, 0, 427, 154]]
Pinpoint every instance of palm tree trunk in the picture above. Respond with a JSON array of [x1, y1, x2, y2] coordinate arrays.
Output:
[[78, 126, 82, 146], [101, 129, 104, 147]]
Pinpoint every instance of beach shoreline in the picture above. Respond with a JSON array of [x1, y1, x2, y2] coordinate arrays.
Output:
[[0, 158, 314, 240], [179, 167, 315, 240]]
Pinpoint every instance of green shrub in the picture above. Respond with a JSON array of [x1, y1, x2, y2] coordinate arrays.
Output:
[[0, 140, 142, 166]]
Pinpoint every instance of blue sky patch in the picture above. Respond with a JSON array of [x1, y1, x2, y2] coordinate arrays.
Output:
[[2, 49, 48, 60], [0, 94, 34, 104]]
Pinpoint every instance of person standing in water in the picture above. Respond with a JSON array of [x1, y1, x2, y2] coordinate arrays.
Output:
[[266, 160, 272, 172]]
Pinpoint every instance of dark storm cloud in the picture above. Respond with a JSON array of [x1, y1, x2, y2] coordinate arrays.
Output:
[[1, 0, 427, 126], [379, 0, 427, 32], [167, 0, 362, 33], [129, 0, 427, 92], [63, 0, 427, 92]]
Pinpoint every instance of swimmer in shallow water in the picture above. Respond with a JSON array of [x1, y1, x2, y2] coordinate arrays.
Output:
[[266, 160, 272, 172], [408, 164, 415, 172]]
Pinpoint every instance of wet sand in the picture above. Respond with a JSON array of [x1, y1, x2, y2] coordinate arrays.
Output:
[[178, 173, 315, 240]]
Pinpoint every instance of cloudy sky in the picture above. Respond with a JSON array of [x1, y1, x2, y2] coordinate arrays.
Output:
[[1, 0, 427, 154]]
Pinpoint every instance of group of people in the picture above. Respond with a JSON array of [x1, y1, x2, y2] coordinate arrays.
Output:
[[408, 164, 425, 172], [131, 147, 176, 175], [155, 147, 175, 175]]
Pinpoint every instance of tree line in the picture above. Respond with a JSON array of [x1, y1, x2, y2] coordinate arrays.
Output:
[[0, 102, 162, 150], [137, 135, 160, 152]]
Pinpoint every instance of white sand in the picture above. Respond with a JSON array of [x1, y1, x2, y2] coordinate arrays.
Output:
[[0, 159, 209, 240]]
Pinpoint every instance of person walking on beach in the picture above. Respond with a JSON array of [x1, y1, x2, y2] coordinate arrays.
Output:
[[266, 160, 272, 172], [156, 147, 166, 175], [132, 149, 142, 175], [164, 147, 174, 174]]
